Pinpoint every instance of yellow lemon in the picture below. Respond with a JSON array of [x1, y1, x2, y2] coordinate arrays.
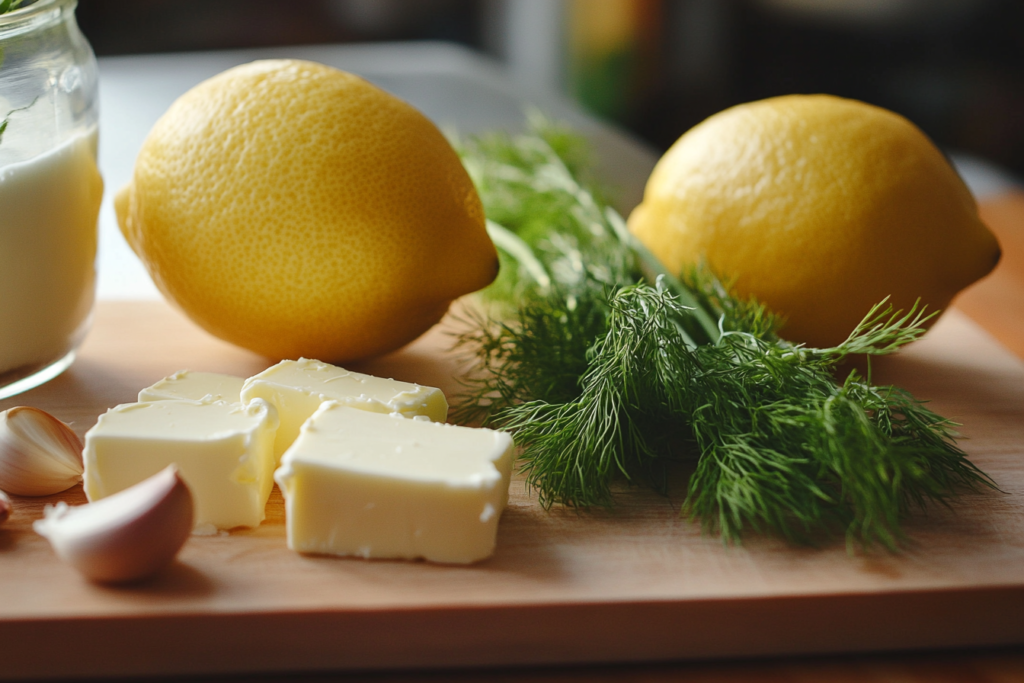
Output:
[[116, 59, 498, 362], [627, 94, 1001, 348]]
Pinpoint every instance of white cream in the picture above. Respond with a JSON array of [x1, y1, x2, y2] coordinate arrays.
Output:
[[138, 370, 245, 403], [241, 358, 448, 460], [275, 403, 514, 564], [83, 398, 278, 530], [0, 129, 103, 375]]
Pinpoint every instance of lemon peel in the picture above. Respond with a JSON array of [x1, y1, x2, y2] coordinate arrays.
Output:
[[627, 94, 1001, 348], [116, 59, 498, 362]]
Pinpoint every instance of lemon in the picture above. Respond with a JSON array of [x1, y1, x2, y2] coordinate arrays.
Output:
[[115, 59, 498, 362], [627, 94, 1001, 348]]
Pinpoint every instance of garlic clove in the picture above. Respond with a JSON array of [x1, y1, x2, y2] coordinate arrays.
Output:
[[0, 489, 11, 525], [33, 465, 193, 583], [0, 407, 84, 496]]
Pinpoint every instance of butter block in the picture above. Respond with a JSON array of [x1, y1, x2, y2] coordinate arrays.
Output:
[[274, 402, 514, 564], [241, 358, 448, 459], [83, 398, 279, 530], [138, 370, 245, 403]]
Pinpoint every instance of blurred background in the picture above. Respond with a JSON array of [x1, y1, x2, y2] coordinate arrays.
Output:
[[75, 0, 1024, 175]]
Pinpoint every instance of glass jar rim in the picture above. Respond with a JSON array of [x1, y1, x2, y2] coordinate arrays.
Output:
[[0, 0, 76, 33]]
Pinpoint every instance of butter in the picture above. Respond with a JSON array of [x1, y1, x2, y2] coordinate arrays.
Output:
[[241, 358, 448, 459], [138, 370, 245, 403], [274, 402, 514, 564], [83, 398, 278, 530]]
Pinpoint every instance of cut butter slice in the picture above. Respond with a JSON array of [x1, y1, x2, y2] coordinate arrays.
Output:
[[274, 402, 514, 564], [241, 358, 448, 460], [83, 398, 278, 531], [138, 370, 245, 403]]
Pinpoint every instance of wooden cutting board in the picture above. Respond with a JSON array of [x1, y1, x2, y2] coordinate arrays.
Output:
[[0, 299, 1022, 680]]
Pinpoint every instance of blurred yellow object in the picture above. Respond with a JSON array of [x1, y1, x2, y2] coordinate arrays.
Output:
[[568, 0, 659, 120], [628, 94, 1002, 348], [571, 0, 637, 54], [116, 59, 497, 363]]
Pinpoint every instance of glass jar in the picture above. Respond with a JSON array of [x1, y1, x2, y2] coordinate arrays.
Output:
[[0, 0, 101, 399]]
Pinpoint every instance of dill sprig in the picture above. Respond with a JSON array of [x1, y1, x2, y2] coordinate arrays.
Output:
[[1, 0, 38, 145], [451, 117, 997, 550], [0, 0, 31, 15]]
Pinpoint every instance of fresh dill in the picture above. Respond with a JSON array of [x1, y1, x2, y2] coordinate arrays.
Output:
[[0, 0, 30, 15], [451, 117, 996, 550], [1, 0, 37, 146], [0, 95, 39, 146]]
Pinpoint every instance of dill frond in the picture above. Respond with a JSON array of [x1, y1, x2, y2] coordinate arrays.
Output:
[[451, 118, 997, 550]]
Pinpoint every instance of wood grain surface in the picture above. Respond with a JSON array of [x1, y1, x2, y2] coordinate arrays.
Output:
[[957, 190, 1024, 361], [1, 294, 1022, 680]]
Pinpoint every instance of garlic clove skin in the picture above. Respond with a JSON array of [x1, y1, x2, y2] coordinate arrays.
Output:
[[0, 407, 84, 496], [0, 489, 11, 525], [33, 465, 193, 583]]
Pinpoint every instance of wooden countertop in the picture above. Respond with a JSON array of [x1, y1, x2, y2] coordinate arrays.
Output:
[[2, 190, 1024, 681]]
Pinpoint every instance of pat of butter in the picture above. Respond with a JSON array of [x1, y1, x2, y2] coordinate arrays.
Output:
[[138, 370, 245, 403], [241, 358, 448, 460], [83, 398, 278, 530], [274, 402, 514, 564]]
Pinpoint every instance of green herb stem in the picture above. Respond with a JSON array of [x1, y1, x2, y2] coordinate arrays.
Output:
[[452, 117, 997, 550]]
